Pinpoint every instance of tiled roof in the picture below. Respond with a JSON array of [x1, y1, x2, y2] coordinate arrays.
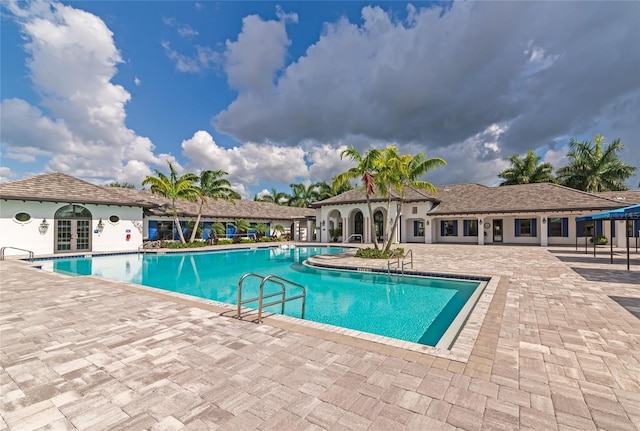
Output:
[[110, 188, 315, 220], [430, 183, 625, 215], [310, 187, 439, 207], [0, 173, 147, 207], [0, 173, 316, 220], [312, 182, 628, 215], [596, 190, 640, 206]]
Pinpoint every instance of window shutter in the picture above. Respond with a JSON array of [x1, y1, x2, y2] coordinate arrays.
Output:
[[532, 218, 537, 237], [562, 218, 569, 237], [547, 219, 551, 236], [515, 219, 521, 237], [463, 220, 469, 236], [611, 221, 616, 238], [440, 221, 445, 236], [596, 221, 603, 236], [576, 220, 584, 237], [148, 220, 158, 240], [453, 220, 458, 236], [414, 221, 418, 236]]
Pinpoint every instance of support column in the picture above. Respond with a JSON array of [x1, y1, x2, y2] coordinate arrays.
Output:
[[342, 216, 349, 243], [293, 220, 300, 241], [425, 218, 433, 244], [306, 219, 313, 242], [478, 218, 484, 245]]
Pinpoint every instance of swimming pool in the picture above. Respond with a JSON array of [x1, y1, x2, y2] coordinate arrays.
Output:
[[38, 246, 484, 348]]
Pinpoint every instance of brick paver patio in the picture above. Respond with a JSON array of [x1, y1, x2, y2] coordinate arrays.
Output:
[[1, 244, 639, 430]]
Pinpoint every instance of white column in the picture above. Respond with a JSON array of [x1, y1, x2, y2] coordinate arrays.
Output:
[[540, 216, 548, 247], [306, 219, 313, 242], [478, 218, 484, 245], [293, 220, 300, 241], [425, 218, 433, 244], [342, 216, 349, 243], [615, 220, 626, 248]]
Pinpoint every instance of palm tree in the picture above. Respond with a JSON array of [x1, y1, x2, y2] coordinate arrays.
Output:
[[107, 181, 136, 189], [233, 219, 251, 239], [288, 183, 320, 207], [258, 188, 290, 205], [556, 135, 636, 192], [497, 150, 555, 186], [189, 170, 240, 242], [334, 146, 384, 249], [378, 147, 446, 252], [142, 162, 199, 244]]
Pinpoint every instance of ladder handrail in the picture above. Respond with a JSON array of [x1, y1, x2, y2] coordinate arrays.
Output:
[[387, 249, 413, 275], [0, 247, 35, 261], [237, 273, 306, 323]]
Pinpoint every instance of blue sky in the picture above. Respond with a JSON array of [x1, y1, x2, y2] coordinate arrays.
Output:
[[1, 0, 639, 198]]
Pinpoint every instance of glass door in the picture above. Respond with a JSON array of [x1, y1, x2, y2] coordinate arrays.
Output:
[[56, 219, 91, 253], [493, 219, 503, 243]]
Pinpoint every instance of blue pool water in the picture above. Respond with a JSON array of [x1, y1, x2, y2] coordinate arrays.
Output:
[[39, 246, 481, 346]]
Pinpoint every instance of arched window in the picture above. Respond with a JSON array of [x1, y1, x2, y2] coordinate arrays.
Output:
[[55, 205, 92, 218], [354, 212, 364, 235]]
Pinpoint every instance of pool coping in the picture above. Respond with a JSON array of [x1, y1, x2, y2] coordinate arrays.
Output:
[[29, 246, 504, 366]]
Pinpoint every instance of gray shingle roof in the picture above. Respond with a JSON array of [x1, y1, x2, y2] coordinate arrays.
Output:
[[128, 188, 315, 220], [310, 187, 439, 207], [429, 183, 625, 215], [0, 173, 147, 207], [595, 190, 640, 206], [0, 173, 316, 220], [312, 182, 628, 215]]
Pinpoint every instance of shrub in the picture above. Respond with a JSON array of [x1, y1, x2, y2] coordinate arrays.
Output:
[[165, 241, 207, 249], [216, 239, 233, 245], [355, 247, 405, 259], [259, 237, 272, 242], [589, 235, 608, 245], [239, 238, 254, 244]]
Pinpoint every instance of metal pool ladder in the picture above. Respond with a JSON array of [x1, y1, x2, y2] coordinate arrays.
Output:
[[387, 249, 413, 275], [236, 273, 307, 324], [0, 247, 34, 261]]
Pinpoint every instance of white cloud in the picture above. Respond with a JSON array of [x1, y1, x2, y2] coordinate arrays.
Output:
[[181, 131, 309, 187], [2, 0, 162, 185], [178, 25, 198, 37], [223, 8, 298, 94], [162, 41, 219, 73], [0, 167, 17, 183], [215, 2, 640, 186], [134, 76, 141, 86]]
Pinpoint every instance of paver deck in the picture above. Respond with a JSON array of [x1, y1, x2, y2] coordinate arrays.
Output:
[[1, 244, 639, 430]]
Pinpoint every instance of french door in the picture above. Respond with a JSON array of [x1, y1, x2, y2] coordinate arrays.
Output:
[[56, 219, 91, 253]]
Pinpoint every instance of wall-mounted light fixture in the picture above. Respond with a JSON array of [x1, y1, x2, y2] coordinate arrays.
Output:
[[97, 218, 105, 232], [38, 218, 49, 234], [542, 217, 547, 224], [426, 219, 430, 225], [321, 220, 326, 226]]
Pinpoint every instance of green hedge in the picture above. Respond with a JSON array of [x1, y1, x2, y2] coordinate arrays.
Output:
[[355, 247, 405, 259]]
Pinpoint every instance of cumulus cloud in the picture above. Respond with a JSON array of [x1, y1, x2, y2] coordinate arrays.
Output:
[[223, 7, 298, 94], [1, 0, 164, 185], [215, 1, 640, 186], [180, 131, 363, 196]]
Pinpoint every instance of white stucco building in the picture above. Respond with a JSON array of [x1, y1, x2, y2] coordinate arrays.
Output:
[[311, 183, 640, 248], [0, 173, 315, 257]]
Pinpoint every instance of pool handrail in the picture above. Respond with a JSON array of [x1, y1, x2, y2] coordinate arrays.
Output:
[[237, 273, 307, 323], [0, 247, 34, 262], [387, 249, 413, 275]]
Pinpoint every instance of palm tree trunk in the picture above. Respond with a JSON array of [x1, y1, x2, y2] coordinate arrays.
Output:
[[384, 202, 402, 253], [366, 196, 379, 250], [175, 215, 187, 244], [189, 201, 204, 243]]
